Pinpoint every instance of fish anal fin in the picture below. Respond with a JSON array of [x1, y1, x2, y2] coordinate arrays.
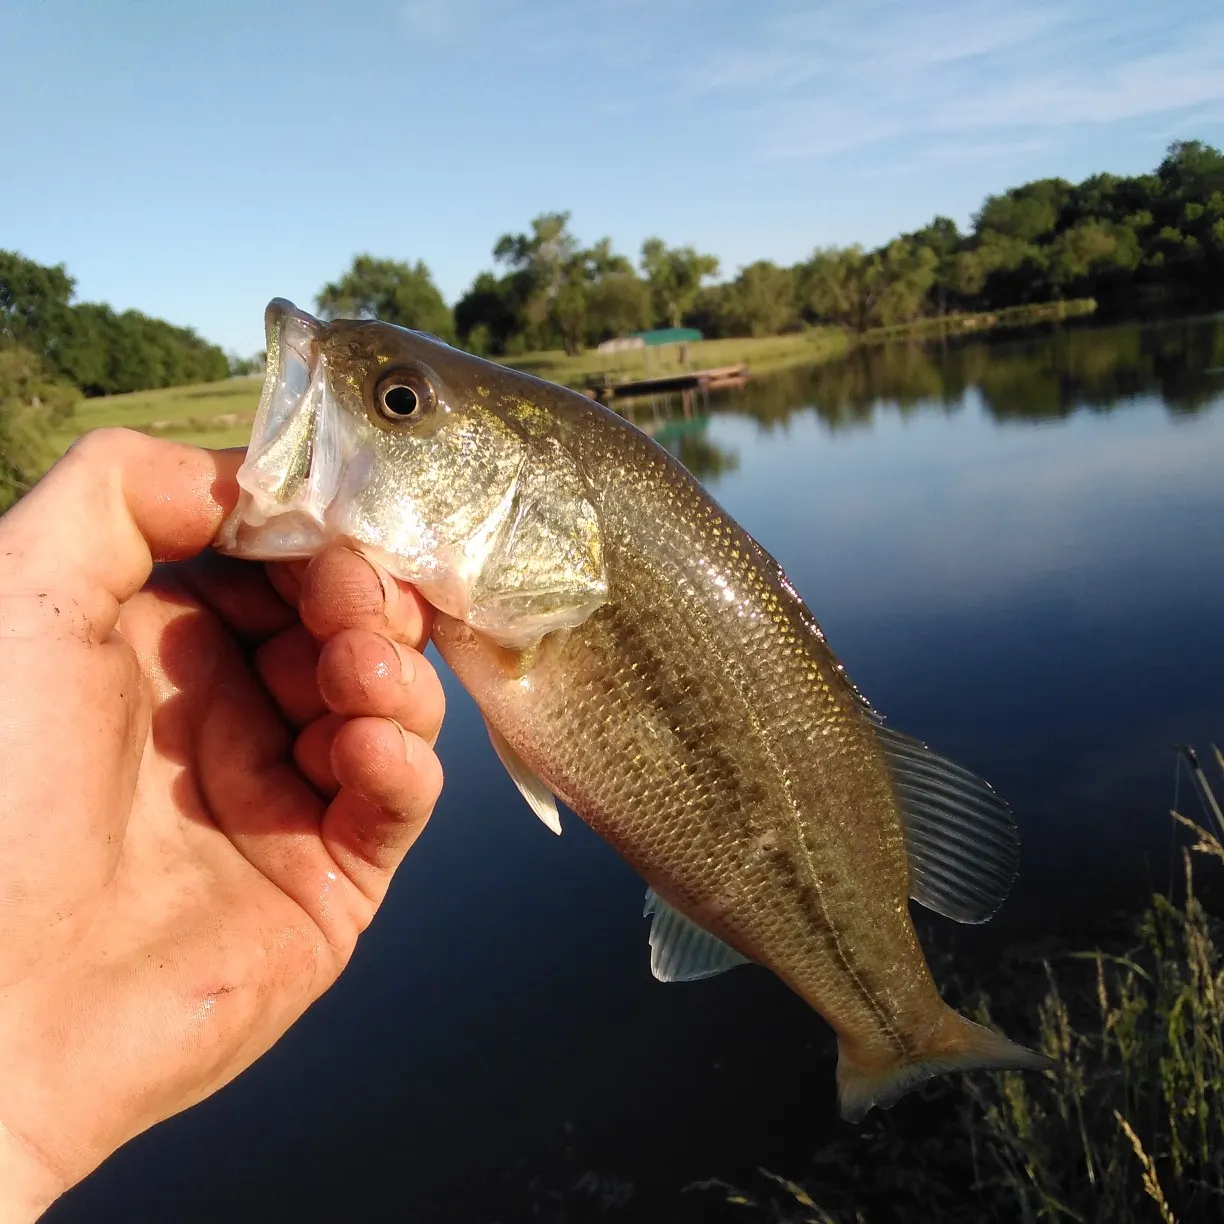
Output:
[[484, 719, 561, 835], [836, 1007, 1054, 1123], [875, 724, 1019, 924], [642, 889, 750, 983]]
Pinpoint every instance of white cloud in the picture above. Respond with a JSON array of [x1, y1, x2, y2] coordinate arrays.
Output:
[[675, 0, 1224, 163]]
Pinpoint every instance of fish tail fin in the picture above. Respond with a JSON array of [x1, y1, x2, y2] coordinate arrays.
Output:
[[835, 1006, 1054, 1123]]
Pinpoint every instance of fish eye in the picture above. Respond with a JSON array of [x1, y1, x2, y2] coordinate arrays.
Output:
[[374, 369, 435, 423]]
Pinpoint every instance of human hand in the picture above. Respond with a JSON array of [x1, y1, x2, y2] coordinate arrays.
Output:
[[0, 429, 445, 1221]]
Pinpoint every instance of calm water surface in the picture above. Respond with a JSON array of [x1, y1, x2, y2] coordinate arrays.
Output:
[[52, 318, 1224, 1222]]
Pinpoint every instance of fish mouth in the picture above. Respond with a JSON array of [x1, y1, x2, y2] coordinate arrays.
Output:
[[212, 298, 502, 620], [215, 299, 354, 558]]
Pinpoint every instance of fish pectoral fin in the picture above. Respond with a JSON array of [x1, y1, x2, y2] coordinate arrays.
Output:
[[642, 889, 750, 983], [875, 723, 1019, 924], [484, 719, 562, 835]]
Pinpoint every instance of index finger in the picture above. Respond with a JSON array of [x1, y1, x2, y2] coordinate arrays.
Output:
[[0, 429, 242, 640]]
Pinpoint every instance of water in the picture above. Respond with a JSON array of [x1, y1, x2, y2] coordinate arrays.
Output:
[[50, 317, 1224, 1222]]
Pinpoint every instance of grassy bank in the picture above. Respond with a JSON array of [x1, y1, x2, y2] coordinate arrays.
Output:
[[50, 375, 264, 453], [47, 298, 1097, 453], [861, 297, 1098, 344], [509, 747, 1224, 1223], [502, 300, 1096, 389], [503, 327, 852, 388], [701, 746, 1224, 1224]]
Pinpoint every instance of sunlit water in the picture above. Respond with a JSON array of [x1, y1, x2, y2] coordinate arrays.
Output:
[[51, 318, 1224, 1223]]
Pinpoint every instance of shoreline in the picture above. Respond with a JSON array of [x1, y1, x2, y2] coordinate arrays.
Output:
[[498, 298, 1099, 390], [53, 298, 1101, 451]]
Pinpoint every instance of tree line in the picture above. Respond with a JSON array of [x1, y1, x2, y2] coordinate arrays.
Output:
[[0, 250, 231, 398], [4, 137, 1221, 406], [0, 251, 234, 509], [316, 139, 1224, 356]]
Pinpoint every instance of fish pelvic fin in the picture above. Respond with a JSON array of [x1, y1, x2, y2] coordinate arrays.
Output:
[[835, 1007, 1054, 1123]]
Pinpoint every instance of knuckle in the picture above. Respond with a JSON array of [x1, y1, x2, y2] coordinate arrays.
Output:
[[65, 426, 142, 465]]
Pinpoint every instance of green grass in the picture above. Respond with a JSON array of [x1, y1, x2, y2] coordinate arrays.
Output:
[[862, 297, 1098, 343], [50, 336, 856, 453], [51, 375, 264, 453], [50, 298, 1098, 455], [701, 745, 1224, 1224], [502, 328, 853, 388], [503, 301, 1098, 389]]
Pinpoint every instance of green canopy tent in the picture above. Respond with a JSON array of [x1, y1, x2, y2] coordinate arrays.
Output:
[[595, 327, 704, 377], [630, 327, 703, 346]]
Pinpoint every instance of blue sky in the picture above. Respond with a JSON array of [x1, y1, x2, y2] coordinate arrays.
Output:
[[3, 0, 1222, 356]]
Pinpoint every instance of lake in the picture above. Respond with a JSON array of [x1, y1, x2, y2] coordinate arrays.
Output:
[[49, 316, 1224, 1223]]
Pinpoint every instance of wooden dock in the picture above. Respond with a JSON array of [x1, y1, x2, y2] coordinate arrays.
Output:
[[584, 364, 748, 403]]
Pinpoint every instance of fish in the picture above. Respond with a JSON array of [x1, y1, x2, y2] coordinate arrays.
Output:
[[215, 299, 1053, 1120]]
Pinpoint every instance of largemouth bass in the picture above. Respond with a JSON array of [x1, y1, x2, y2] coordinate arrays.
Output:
[[216, 300, 1051, 1119]]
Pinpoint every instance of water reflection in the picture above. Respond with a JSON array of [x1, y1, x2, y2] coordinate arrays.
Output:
[[654, 418, 739, 479], [621, 316, 1224, 477], [48, 316, 1224, 1224]]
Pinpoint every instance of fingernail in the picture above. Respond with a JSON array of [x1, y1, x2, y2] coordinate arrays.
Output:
[[352, 549, 397, 615], [391, 639, 416, 685], [332, 547, 397, 623], [391, 718, 413, 762]]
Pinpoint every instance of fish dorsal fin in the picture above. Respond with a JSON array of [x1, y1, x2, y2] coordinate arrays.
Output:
[[643, 889, 750, 982], [484, 719, 562, 835], [875, 724, 1019, 924]]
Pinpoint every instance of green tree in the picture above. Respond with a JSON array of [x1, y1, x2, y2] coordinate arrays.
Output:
[[425, 139, 1224, 357], [952, 233, 1048, 306], [583, 271, 650, 344], [1157, 140, 1224, 199], [570, 238, 649, 348], [717, 261, 799, 337], [454, 270, 524, 356], [584, 237, 634, 278], [905, 217, 960, 313], [481, 220, 646, 355], [1, 251, 229, 396], [871, 239, 939, 326], [798, 246, 868, 328], [1048, 220, 1140, 296], [974, 178, 1071, 243], [228, 352, 265, 377], [551, 272, 588, 356], [0, 345, 79, 511], [552, 239, 650, 355], [798, 240, 936, 331], [0, 251, 75, 355], [316, 255, 455, 342], [640, 238, 720, 328], [493, 212, 582, 344]]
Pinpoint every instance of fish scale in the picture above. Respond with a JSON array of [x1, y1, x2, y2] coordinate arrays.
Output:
[[440, 418, 929, 1065], [217, 299, 1054, 1120]]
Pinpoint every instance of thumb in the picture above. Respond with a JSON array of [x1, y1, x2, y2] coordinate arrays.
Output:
[[0, 429, 243, 641], [0, 431, 244, 964]]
